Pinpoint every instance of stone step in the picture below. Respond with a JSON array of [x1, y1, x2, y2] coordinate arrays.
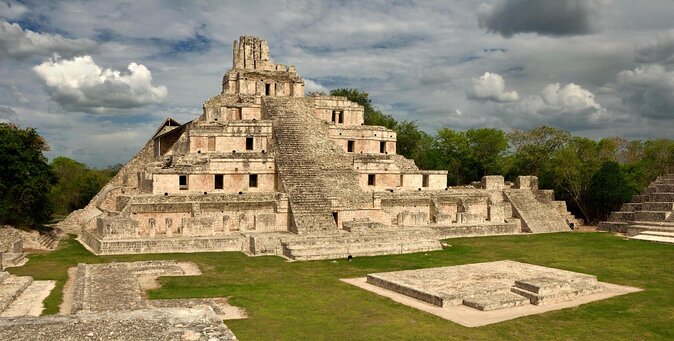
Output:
[[597, 221, 628, 233], [633, 211, 671, 221], [641, 202, 674, 211], [282, 230, 442, 260], [639, 230, 674, 237], [608, 211, 634, 222], [462, 291, 530, 311], [647, 193, 674, 202], [0, 276, 33, 313], [630, 234, 674, 245], [626, 223, 674, 236], [0, 280, 54, 317], [621, 203, 642, 212], [510, 282, 603, 305], [654, 184, 674, 193]]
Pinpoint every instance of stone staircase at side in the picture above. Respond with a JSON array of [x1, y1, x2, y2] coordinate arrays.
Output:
[[262, 97, 442, 260], [598, 174, 674, 245], [0, 271, 55, 317], [504, 190, 572, 233]]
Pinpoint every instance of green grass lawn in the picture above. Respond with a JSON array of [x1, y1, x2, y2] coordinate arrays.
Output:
[[8, 232, 674, 340]]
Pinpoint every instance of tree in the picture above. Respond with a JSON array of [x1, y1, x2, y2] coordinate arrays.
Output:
[[465, 128, 508, 177], [436, 128, 471, 185], [0, 123, 56, 228], [507, 126, 571, 177], [586, 161, 636, 222], [548, 137, 601, 223], [50, 157, 117, 217]]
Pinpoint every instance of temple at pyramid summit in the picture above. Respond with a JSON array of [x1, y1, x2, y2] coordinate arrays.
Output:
[[61, 36, 582, 260]]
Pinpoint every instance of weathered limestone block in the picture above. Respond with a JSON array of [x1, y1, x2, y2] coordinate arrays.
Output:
[[434, 213, 455, 225], [181, 217, 214, 236], [458, 213, 485, 224], [488, 202, 511, 223], [254, 213, 276, 230], [397, 211, 429, 226], [515, 176, 538, 189], [481, 176, 505, 190], [97, 217, 139, 240]]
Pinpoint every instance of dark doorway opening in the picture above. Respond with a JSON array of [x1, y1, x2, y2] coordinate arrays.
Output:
[[215, 174, 224, 190]]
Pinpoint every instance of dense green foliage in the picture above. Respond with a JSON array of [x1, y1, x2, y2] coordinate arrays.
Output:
[[49, 157, 118, 218], [10, 233, 674, 340], [327, 89, 674, 223], [0, 124, 118, 228], [0, 123, 56, 228]]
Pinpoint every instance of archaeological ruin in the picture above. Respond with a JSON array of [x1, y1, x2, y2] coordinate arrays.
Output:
[[342, 260, 641, 327], [60, 36, 582, 260], [599, 174, 674, 244]]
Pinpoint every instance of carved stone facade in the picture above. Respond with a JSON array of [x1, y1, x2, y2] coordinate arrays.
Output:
[[63, 36, 578, 259]]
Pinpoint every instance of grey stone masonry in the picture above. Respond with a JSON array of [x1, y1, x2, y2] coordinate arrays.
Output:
[[366, 260, 603, 311], [599, 174, 674, 244]]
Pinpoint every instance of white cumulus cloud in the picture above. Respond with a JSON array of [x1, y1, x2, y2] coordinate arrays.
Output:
[[467, 72, 520, 102], [500, 82, 607, 129], [0, 20, 96, 61], [33, 55, 168, 113]]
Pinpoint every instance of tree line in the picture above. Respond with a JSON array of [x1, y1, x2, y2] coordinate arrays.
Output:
[[0, 123, 119, 228]]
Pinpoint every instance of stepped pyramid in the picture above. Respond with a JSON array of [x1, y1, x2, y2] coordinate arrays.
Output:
[[599, 174, 674, 244], [61, 36, 579, 260]]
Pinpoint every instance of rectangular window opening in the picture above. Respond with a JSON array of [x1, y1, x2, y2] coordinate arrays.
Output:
[[400, 174, 404, 187], [179, 175, 188, 190], [215, 174, 224, 190], [265, 83, 271, 96], [338, 111, 344, 123], [246, 136, 254, 150], [331, 111, 337, 123], [347, 140, 354, 152], [422, 174, 429, 188], [368, 174, 376, 186], [380, 141, 386, 153], [249, 174, 258, 188]]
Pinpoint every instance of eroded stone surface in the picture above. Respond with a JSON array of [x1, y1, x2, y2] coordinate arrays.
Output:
[[0, 307, 237, 341], [1, 261, 242, 340], [366, 260, 603, 310]]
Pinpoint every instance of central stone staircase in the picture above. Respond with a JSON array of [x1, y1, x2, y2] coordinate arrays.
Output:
[[599, 174, 674, 244], [263, 97, 369, 234]]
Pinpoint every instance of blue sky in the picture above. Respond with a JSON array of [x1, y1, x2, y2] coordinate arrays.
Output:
[[1, 0, 674, 167]]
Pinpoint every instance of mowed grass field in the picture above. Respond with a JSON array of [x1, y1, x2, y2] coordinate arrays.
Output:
[[8, 232, 674, 341]]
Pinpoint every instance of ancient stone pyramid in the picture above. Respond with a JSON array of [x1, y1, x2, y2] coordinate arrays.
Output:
[[60, 36, 578, 260]]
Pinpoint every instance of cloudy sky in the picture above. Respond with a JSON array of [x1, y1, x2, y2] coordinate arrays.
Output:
[[1, 0, 674, 167]]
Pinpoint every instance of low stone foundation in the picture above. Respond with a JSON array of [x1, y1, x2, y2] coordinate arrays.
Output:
[[81, 229, 247, 255], [365, 261, 603, 310]]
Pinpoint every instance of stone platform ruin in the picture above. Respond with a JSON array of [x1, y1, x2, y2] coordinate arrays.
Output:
[[599, 174, 674, 245], [343, 260, 640, 327], [1, 260, 241, 340], [60, 35, 580, 260]]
